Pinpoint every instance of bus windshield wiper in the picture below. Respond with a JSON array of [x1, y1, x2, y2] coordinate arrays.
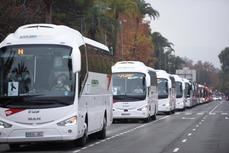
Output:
[[28, 99, 70, 106], [0, 94, 42, 107], [114, 94, 144, 100], [0, 96, 70, 108]]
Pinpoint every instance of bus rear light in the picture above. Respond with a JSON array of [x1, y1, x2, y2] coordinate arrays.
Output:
[[57, 116, 77, 126], [0, 120, 12, 128]]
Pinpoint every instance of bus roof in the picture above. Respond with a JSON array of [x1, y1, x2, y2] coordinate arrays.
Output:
[[155, 70, 170, 79], [172, 74, 183, 82], [0, 24, 85, 47], [112, 61, 155, 74], [0, 24, 109, 53], [83, 37, 109, 52], [183, 78, 191, 84]]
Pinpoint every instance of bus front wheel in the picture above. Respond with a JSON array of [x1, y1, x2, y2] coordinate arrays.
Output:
[[78, 123, 88, 147], [97, 117, 107, 139]]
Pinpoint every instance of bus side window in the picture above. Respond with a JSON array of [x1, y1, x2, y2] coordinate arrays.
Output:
[[79, 45, 88, 95], [87, 44, 113, 74], [148, 71, 157, 96]]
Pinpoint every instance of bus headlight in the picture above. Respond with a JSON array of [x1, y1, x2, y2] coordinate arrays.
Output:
[[137, 105, 148, 112], [57, 116, 77, 126], [0, 120, 12, 128]]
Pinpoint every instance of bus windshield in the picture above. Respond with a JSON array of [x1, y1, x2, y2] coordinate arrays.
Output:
[[176, 82, 183, 98], [112, 73, 146, 101], [185, 83, 191, 98], [0, 45, 75, 108], [158, 78, 169, 99]]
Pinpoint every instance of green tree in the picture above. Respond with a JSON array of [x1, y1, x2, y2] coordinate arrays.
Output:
[[132, 0, 159, 58], [218, 47, 229, 94], [0, 0, 45, 41], [136, 0, 159, 20], [151, 32, 174, 70], [193, 61, 219, 88], [219, 47, 229, 72]]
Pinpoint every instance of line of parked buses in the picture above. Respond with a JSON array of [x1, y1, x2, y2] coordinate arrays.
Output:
[[0, 24, 214, 149], [112, 61, 213, 122]]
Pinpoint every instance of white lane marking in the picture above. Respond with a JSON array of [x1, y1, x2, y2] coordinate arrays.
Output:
[[197, 112, 204, 115], [201, 119, 204, 122], [209, 103, 221, 114], [88, 144, 95, 147], [196, 125, 199, 127], [95, 141, 101, 145], [188, 133, 192, 136], [176, 112, 181, 115], [199, 122, 202, 125], [209, 113, 216, 115], [221, 113, 228, 115], [182, 117, 195, 120], [185, 112, 192, 115], [81, 147, 88, 150], [100, 139, 106, 142], [225, 117, 229, 120], [72, 115, 170, 153], [173, 148, 180, 152], [182, 139, 187, 143], [192, 128, 196, 131]]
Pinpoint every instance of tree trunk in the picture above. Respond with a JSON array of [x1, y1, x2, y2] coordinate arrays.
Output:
[[43, 0, 53, 23]]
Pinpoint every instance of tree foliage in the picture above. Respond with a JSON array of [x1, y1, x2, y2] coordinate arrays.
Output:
[[219, 47, 229, 72], [0, 0, 45, 40], [180, 57, 220, 89], [0, 0, 161, 66], [218, 47, 229, 94], [151, 32, 174, 71]]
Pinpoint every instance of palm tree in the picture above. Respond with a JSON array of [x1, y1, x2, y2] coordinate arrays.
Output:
[[136, 0, 159, 19], [103, 0, 138, 20], [151, 32, 174, 70], [132, 0, 159, 59], [101, 0, 138, 56]]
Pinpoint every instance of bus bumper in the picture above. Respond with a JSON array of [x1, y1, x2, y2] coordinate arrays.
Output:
[[175, 102, 185, 110], [113, 109, 149, 119], [0, 126, 80, 144], [158, 104, 171, 112]]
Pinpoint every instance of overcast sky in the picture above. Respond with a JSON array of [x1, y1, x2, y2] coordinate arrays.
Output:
[[146, 0, 229, 68]]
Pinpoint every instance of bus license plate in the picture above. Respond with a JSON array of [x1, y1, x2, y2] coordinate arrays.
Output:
[[121, 113, 130, 116], [25, 131, 43, 137]]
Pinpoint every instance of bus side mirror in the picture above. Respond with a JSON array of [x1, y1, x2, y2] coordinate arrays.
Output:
[[72, 49, 81, 73]]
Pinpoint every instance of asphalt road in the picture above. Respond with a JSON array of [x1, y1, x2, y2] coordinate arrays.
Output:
[[0, 100, 228, 153]]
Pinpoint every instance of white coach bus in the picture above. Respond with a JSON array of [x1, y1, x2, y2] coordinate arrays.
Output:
[[0, 24, 113, 149], [172, 75, 185, 110], [184, 79, 193, 108], [156, 70, 176, 114], [112, 61, 158, 122]]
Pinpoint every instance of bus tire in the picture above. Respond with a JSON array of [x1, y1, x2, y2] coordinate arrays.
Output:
[[143, 115, 151, 123], [152, 108, 157, 120], [166, 111, 172, 115], [97, 117, 107, 139], [78, 123, 88, 147], [152, 113, 156, 120], [9, 144, 20, 150]]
